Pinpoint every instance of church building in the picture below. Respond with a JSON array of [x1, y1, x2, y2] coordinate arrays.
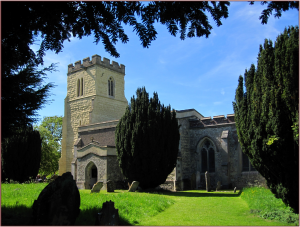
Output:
[[58, 55, 266, 191]]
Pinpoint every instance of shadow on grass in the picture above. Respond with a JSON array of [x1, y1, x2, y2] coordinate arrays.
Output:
[[76, 207, 132, 225], [2, 205, 32, 226], [1, 205, 132, 226], [138, 189, 243, 198]]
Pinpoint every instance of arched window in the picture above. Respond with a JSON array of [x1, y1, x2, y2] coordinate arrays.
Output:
[[77, 79, 80, 97], [81, 77, 83, 96], [242, 152, 256, 171], [108, 77, 114, 97], [200, 139, 215, 173], [77, 78, 84, 97]]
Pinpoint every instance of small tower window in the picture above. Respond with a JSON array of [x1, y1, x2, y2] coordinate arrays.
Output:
[[77, 79, 80, 97], [108, 77, 114, 97], [77, 78, 84, 97], [81, 78, 83, 96]]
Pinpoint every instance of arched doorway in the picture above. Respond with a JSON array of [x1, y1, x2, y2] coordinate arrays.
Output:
[[85, 162, 98, 189]]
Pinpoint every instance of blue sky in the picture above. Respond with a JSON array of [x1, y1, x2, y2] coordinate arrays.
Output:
[[34, 2, 299, 124]]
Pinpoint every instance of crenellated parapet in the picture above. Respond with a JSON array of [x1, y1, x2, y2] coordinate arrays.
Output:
[[190, 114, 235, 128], [67, 54, 125, 75]]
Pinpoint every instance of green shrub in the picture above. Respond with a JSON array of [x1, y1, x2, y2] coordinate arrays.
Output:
[[241, 187, 299, 225]]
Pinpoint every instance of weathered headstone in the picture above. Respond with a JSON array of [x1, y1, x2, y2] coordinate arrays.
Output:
[[30, 172, 80, 225], [234, 187, 237, 193], [107, 180, 114, 192], [216, 181, 222, 191], [91, 181, 103, 193], [196, 171, 200, 189], [95, 200, 119, 226], [205, 171, 210, 192], [128, 181, 139, 192]]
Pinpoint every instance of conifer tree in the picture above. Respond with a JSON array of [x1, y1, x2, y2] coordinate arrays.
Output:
[[233, 26, 299, 213], [1, 126, 42, 183], [115, 87, 179, 189]]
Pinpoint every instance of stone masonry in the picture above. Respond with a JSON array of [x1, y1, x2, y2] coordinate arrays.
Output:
[[59, 55, 266, 191], [59, 55, 128, 176], [173, 109, 267, 191]]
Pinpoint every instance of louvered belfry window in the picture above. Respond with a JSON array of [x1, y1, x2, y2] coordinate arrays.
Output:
[[108, 77, 114, 96], [77, 78, 84, 97]]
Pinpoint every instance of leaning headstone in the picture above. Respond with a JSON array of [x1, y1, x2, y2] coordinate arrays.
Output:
[[205, 171, 210, 192], [234, 187, 237, 193], [91, 181, 103, 193], [30, 172, 80, 225], [107, 180, 114, 193], [128, 181, 139, 192], [216, 181, 222, 191], [95, 200, 119, 226]]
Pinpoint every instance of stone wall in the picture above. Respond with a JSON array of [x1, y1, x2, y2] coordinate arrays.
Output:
[[175, 111, 267, 190], [177, 117, 192, 180], [235, 172, 267, 189]]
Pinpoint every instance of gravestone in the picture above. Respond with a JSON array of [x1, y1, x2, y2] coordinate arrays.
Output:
[[205, 171, 210, 192], [196, 171, 200, 189], [95, 200, 119, 226], [128, 181, 139, 192], [234, 187, 237, 193], [107, 180, 114, 193], [91, 181, 103, 193], [216, 181, 222, 191], [30, 172, 80, 225]]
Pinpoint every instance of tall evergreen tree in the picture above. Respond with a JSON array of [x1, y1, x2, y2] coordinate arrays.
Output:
[[2, 60, 55, 139], [233, 26, 299, 213], [115, 87, 180, 189], [1, 126, 42, 183]]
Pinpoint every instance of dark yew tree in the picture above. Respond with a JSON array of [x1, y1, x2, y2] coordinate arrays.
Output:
[[1, 126, 42, 183], [2, 60, 55, 139], [233, 26, 299, 213], [115, 87, 179, 189]]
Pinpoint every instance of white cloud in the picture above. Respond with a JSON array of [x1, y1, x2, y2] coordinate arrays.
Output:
[[213, 101, 222, 105], [221, 88, 225, 95]]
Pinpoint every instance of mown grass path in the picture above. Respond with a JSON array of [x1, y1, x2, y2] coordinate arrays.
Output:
[[138, 190, 291, 226]]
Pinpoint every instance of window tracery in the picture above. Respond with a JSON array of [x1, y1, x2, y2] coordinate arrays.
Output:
[[200, 139, 215, 173]]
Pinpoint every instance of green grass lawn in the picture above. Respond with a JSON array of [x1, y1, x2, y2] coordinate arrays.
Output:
[[1, 183, 298, 226], [138, 190, 296, 226]]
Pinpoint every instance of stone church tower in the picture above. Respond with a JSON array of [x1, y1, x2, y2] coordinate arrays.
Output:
[[58, 55, 128, 176]]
